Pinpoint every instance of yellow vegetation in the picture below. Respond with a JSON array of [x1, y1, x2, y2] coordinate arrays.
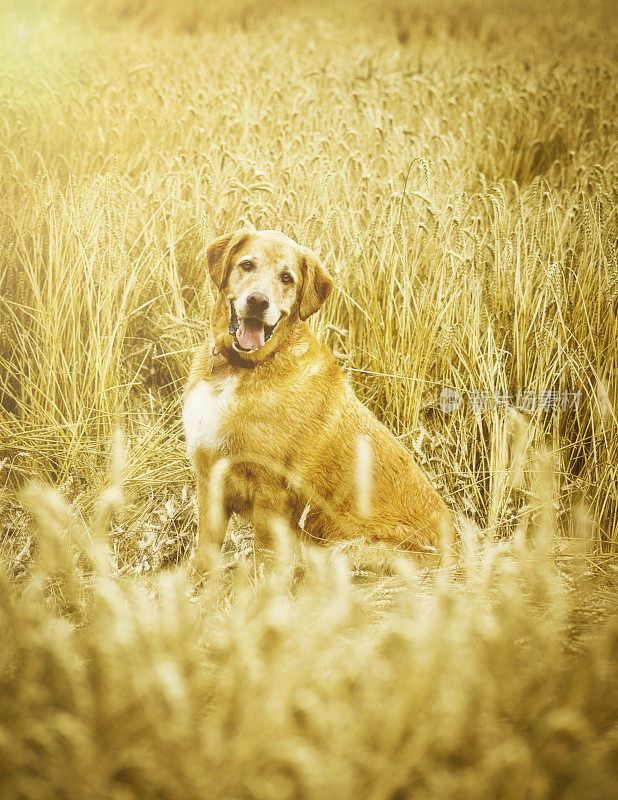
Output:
[[0, 2, 617, 796]]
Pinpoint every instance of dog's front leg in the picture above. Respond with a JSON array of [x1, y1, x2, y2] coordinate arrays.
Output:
[[251, 488, 299, 562], [193, 459, 232, 573]]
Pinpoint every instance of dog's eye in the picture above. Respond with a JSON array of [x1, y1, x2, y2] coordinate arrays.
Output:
[[281, 271, 293, 284], [239, 260, 254, 271]]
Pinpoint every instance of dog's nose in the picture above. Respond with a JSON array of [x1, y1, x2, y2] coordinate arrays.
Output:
[[246, 291, 269, 314]]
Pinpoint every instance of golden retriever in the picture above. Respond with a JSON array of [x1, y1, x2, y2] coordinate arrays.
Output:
[[183, 229, 453, 567]]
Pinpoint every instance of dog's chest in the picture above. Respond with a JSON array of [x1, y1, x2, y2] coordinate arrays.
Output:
[[182, 376, 239, 462]]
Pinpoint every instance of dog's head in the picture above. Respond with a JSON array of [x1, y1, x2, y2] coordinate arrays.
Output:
[[206, 229, 333, 363]]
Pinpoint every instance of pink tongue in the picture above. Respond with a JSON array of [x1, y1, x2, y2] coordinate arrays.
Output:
[[236, 318, 266, 351]]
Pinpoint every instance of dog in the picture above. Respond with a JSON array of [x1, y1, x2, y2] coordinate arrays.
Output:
[[183, 229, 453, 567]]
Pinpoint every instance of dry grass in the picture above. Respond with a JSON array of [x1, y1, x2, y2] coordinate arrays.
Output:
[[1, 463, 618, 799], [0, 1, 617, 796], [1, 0, 617, 564]]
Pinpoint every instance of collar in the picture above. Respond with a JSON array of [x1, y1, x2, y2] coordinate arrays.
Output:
[[211, 345, 255, 371], [210, 335, 289, 372]]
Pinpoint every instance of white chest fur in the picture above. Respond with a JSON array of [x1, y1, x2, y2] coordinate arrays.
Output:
[[182, 376, 238, 464]]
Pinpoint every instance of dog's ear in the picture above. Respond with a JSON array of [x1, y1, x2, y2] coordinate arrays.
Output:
[[206, 230, 250, 290], [299, 248, 333, 320]]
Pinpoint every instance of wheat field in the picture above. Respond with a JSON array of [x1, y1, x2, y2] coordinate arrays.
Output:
[[1, 1, 617, 797]]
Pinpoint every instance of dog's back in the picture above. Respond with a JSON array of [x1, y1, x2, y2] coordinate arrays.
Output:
[[270, 324, 453, 554]]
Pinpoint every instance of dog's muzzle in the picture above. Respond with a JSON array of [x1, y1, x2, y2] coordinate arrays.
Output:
[[229, 303, 281, 352]]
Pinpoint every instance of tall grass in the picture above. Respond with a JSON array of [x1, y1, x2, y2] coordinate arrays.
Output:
[[2, 0, 616, 564], [0, 2, 617, 795]]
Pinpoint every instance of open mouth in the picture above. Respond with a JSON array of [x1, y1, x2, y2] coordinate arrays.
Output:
[[229, 303, 279, 352]]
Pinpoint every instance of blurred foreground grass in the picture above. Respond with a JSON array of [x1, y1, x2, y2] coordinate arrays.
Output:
[[1, 475, 617, 799]]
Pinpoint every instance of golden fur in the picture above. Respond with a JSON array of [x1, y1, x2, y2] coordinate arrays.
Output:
[[183, 229, 453, 566]]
